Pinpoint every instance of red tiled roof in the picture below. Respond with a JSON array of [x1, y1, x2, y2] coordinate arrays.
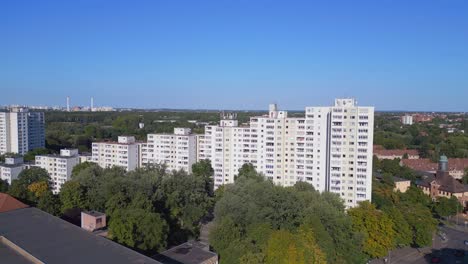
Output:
[[401, 159, 438, 171], [418, 170, 467, 193], [373, 146, 419, 157], [402, 158, 468, 171], [0, 193, 28, 213]]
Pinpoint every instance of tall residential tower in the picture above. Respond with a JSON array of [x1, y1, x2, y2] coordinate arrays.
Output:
[[0, 107, 45, 155], [197, 98, 374, 208]]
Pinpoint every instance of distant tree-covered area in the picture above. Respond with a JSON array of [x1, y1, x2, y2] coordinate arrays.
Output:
[[374, 113, 468, 159], [43, 110, 278, 152]]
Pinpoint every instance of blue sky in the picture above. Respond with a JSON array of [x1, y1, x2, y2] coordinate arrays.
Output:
[[1, 0, 467, 111]]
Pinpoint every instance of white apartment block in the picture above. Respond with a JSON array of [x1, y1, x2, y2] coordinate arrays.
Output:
[[92, 136, 139, 171], [0, 107, 45, 155], [0, 157, 26, 184], [140, 128, 197, 173], [197, 99, 374, 208], [401, 115, 413, 125], [35, 149, 80, 194]]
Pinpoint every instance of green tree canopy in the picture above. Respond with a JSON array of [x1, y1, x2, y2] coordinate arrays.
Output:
[[37, 192, 61, 216], [265, 226, 327, 264], [433, 196, 459, 218], [59, 181, 88, 213], [8, 167, 50, 204], [109, 207, 168, 252], [0, 179, 9, 192], [348, 201, 396, 258], [210, 165, 365, 264], [23, 148, 51, 161]]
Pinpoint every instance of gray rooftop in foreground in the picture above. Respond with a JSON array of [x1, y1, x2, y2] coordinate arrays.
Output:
[[0, 207, 161, 264], [0, 242, 32, 264], [155, 241, 217, 264]]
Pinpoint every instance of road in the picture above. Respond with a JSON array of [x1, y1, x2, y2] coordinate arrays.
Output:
[[370, 225, 468, 264]]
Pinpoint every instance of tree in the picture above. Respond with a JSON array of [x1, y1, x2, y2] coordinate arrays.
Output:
[[399, 186, 431, 207], [265, 226, 326, 264], [109, 207, 168, 252], [157, 171, 213, 234], [59, 181, 88, 213], [348, 201, 396, 258], [210, 217, 242, 255], [461, 168, 468, 184], [27, 181, 49, 198], [23, 148, 51, 161], [265, 230, 297, 264], [384, 207, 412, 247], [71, 162, 95, 177], [37, 192, 61, 216], [235, 163, 264, 182], [192, 159, 214, 196], [398, 203, 437, 247], [8, 167, 50, 204], [211, 175, 364, 263], [0, 179, 9, 192], [433, 196, 459, 218]]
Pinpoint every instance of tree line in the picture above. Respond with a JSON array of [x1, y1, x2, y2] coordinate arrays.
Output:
[[1, 157, 462, 263], [374, 114, 468, 159], [2, 160, 215, 255]]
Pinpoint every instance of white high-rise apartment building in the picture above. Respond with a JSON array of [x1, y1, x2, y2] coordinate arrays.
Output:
[[325, 99, 374, 207], [92, 136, 139, 171], [0, 107, 45, 155], [140, 128, 197, 173], [198, 99, 374, 208], [0, 157, 26, 184], [197, 114, 258, 187], [401, 115, 413, 125], [35, 149, 80, 194]]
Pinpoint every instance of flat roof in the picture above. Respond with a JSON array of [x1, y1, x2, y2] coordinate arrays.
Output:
[[83, 210, 105, 217], [36, 154, 78, 159], [393, 176, 410, 182], [0, 207, 161, 264], [0, 163, 24, 169]]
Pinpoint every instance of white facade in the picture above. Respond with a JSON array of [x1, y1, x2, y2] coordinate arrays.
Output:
[[401, 115, 413, 125], [140, 128, 197, 173], [0, 157, 26, 184], [79, 154, 93, 163], [0, 108, 45, 155], [91, 136, 139, 171], [197, 99, 374, 208], [35, 149, 80, 194], [326, 99, 374, 207]]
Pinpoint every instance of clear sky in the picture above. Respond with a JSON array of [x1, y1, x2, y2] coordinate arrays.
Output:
[[1, 0, 467, 111]]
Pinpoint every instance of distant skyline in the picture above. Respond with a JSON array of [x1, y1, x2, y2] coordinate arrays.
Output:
[[1, 0, 468, 111]]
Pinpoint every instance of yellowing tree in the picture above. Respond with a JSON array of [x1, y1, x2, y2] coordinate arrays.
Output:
[[348, 201, 396, 258], [265, 226, 327, 264], [27, 181, 49, 198]]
